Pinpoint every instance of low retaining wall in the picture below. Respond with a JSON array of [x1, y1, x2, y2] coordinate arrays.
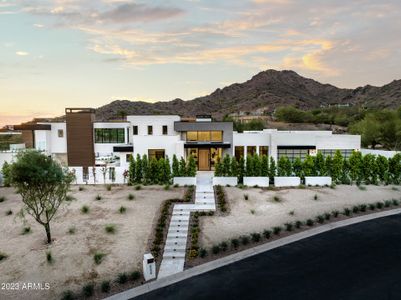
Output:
[[243, 177, 269, 187], [213, 177, 238, 186], [274, 176, 301, 187], [173, 177, 196, 186], [305, 176, 332, 186]]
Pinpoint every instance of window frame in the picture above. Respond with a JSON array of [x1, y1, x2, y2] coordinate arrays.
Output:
[[147, 125, 153, 135]]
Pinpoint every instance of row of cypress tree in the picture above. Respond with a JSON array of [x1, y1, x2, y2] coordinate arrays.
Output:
[[214, 151, 401, 185], [128, 154, 197, 185]]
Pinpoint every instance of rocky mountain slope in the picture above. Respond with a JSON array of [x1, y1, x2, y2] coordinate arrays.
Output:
[[92, 69, 401, 120]]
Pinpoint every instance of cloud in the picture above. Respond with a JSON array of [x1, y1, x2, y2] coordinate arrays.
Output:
[[33, 23, 44, 28], [16, 51, 29, 56]]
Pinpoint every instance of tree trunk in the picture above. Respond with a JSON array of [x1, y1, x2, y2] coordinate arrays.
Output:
[[44, 223, 52, 244]]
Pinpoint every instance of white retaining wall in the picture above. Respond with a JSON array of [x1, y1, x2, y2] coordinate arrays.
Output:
[[212, 177, 238, 186], [173, 177, 196, 186], [243, 177, 269, 187], [274, 176, 301, 187], [361, 149, 399, 158], [305, 176, 332, 186]]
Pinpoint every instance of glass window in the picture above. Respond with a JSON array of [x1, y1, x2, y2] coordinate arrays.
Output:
[[187, 131, 198, 141], [235, 146, 244, 160], [319, 149, 353, 159], [210, 147, 222, 170], [147, 126, 153, 135], [148, 149, 165, 160], [211, 131, 223, 142], [162, 125, 168, 135], [197, 131, 211, 141], [277, 148, 313, 162], [259, 146, 268, 156], [247, 146, 257, 156], [133, 126, 138, 135], [94, 129, 125, 143], [58, 129, 64, 138]]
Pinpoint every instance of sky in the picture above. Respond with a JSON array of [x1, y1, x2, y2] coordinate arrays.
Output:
[[1, 0, 401, 126]]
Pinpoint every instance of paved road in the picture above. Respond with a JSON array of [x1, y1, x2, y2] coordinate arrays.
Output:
[[136, 215, 401, 300]]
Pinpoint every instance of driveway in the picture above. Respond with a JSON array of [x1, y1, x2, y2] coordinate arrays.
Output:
[[136, 214, 401, 300]]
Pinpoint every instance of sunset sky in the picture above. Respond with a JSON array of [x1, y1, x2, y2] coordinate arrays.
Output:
[[1, 0, 400, 126]]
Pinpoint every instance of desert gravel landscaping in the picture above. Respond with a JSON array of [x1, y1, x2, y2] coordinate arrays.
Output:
[[200, 185, 401, 248], [0, 185, 185, 300]]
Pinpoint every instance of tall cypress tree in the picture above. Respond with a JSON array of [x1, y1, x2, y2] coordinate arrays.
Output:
[[135, 154, 142, 183], [245, 155, 254, 177], [222, 154, 231, 176], [179, 157, 186, 177], [164, 156, 172, 184], [331, 150, 344, 183], [172, 155, 180, 178], [268, 157, 276, 181], [230, 156, 238, 177], [128, 155, 136, 185], [315, 152, 326, 176], [187, 155, 197, 177], [253, 154, 261, 177], [376, 155, 389, 183], [292, 157, 303, 178], [142, 154, 149, 184], [238, 156, 245, 183], [302, 155, 315, 177], [261, 155, 269, 177]]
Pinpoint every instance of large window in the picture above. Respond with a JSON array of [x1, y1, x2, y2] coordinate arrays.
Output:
[[185, 131, 223, 142], [278, 148, 313, 162], [133, 126, 138, 135], [247, 146, 257, 156], [320, 149, 354, 158], [95, 128, 125, 144], [235, 146, 244, 160], [162, 125, 168, 135], [259, 146, 268, 156], [148, 149, 165, 160]]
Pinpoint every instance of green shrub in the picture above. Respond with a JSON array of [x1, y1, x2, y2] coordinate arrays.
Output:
[[306, 219, 314, 226], [199, 248, 207, 258], [324, 213, 331, 220], [288, 210, 295, 216], [130, 271, 141, 281], [61, 290, 74, 300], [0, 196, 5, 202], [0, 252, 8, 261], [251, 233, 261, 242], [263, 229, 272, 239], [240, 235, 250, 245], [343, 208, 352, 216], [119, 206, 127, 214], [78, 186, 84, 191], [82, 283, 94, 298], [359, 204, 367, 212], [65, 195, 75, 202], [295, 221, 302, 228], [358, 185, 367, 191], [331, 210, 339, 218], [105, 224, 116, 234], [106, 185, 112, 191], [392, 187, 399, 191], [135, 185, 142, 190], [164, 184, 170, 190], [94, 252, 106, 265], [368, 203, 376, 210], [95, 195, 102, 201], [101, 280, 110, 293], [117, 273, 128, 284], [352, 206, 360, 213], [313, 194, 318, 201], [376, 202, 384, 209], [5, 209, 12, 216], [285, 223, 293, 231], [212, 245, 221, 254], [81, 205, 90, 214], [392, 199, 400, 206], [384, 200, 392, 207], [244, 194, 249, 200], [21, 227, 31, 235], [68, 227, 76, 234], [128, 193, 135, 200], [273, 195, 281, 202], [272, 226, 281, 235], [46, 251, 53, 264], [316, 215, 325, 224], [231, 238, 239, 249], [250, 209, 255, 215]]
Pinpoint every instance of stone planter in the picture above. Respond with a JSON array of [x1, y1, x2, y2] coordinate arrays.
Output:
[[173, 177, 196, 186], [305, 176, 332, 186], [274, 176, 301, 187], [243, 177, 269, 187], [212, 177, 238, 186]]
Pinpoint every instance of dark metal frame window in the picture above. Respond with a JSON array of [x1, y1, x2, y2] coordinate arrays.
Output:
[[148, 149, 165, 160], [162, 125, 168, 135], [235, 146, 244, 160], [319, 149, 354, 158], [148, 126, 153, 135], [95, 128, 125, 144], [133, 126, 138, 135], [259, 146, 268, 156], [278, 148, 311, 162]]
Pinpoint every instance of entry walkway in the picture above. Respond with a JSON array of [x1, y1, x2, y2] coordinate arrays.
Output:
[[158, 172, 215, 279]]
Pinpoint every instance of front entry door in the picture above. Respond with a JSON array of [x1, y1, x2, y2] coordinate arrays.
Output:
[[198, 149, 210, 171]]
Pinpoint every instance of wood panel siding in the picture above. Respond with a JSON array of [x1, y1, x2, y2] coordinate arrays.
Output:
[[66, 108, 95, 167], [20, 130, 34, 148]]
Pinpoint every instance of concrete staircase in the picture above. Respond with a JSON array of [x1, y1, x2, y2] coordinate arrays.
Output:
[[157, 172, 215, 279]]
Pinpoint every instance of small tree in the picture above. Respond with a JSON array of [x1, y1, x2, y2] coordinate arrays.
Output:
[[388, 153, 401, 184], [9, 150, 73, 244], [128, 155, 136, 185], [163, 156, 171, 184], [1, 161, 11, 187], [148, 158, 158, 184], [187, 155, 197, 177], [245, 155, 254, 177], [278, 156, 292, 176], [376, 155, 389, 183], [253, 154, 261, 177], [325, 155, 333, 178], [314, 152, 326, 176], [214, 158, 223, 176], [362, 154, 378, 185], [302, 155, 315, 177], [222, 154, 231, 176], [135, 154, 142, 183], [178, 157, 186, 177], [292, 157, 303, 178], [172, 155, 180, 178], [268, 157, 277, 181], [349, 151, 363, 184], [142, 155, 149, 184], [261, 155, 269, 177], [331, 151, 343, 183], [238, 156, 245, 183], [341, 157, 351, 184], [230, 156, 238, 177]]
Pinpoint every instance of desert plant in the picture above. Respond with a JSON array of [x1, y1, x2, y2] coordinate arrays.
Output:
[[384, 200, 392, 207], [105, 224, 116, 234], [164, 184, 170, 190], [295, 220, 303, 228], [78, 186, 84, 192], [250, 209, 255, 215], [68, 226, 76, 234], [46, 251, 53, 264], [220, 241, 228, 251], [5, 209, 12, 216], [288, 210, 295, 216], [135, 185, 142, 190], [331, 210, 340, 218], [0, 252, 8, 261], [95, 194, 102, 200], [21, 226, 31, 235], [94, 252, 106, 265], [376, 202, 384, 209], [231, 238, 239, 249], [306, 219, 314, 226], [273, 195, 281, 202], [82, 283, 94, 298], [352, 205, 360, 213], [0, 196, 5, 202], [343, 208, 352, 216], [212, 245, 221, 254], [61, 290, 74, 300], [119, 206, 127, 214], [106, 184, 112, 191], [263, 229, 272, 239], [251, 232, 261, 242], [101, 280, 111, 293], [285, 223, 293, 231], [199, 248, 207, 258], [392, 186, 399, 191], [313, 194, 318, 201], [130, 271, 141, 281], [240, 235, 250, 245], [359, 204, 367, 212], [368, 203, 376, 210], [392, 199, 400, 206], [81, 205, 89, 214], [358, 185, 367, 191], [128, 193, 135, 200], [117, 273, 128, 284], [272, 226, 282, 235], [244, 194, 249, 200]]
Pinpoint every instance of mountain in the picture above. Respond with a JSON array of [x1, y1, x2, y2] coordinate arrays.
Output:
[[93, 69, 401, 120]]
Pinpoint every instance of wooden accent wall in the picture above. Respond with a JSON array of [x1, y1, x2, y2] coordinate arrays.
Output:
[[21, 130, 34, 148], [65, 108, 95, 167]]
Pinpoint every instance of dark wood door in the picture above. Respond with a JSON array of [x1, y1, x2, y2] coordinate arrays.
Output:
[[198, 149, 210, 171]]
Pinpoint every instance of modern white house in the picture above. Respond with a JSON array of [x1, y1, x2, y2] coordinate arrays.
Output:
[[0, 108, 362, 174]]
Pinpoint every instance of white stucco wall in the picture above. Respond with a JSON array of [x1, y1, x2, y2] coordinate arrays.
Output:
[[316, 134, 360, 151], [132, 135, 182, 160], [49, 123, 67, 154], [126, 115, 180, 136], [361, 149, 400, 158], [233, 131, 271, 156]]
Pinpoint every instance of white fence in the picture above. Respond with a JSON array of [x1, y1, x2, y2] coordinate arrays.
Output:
[[68, 167, 128, 185]]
